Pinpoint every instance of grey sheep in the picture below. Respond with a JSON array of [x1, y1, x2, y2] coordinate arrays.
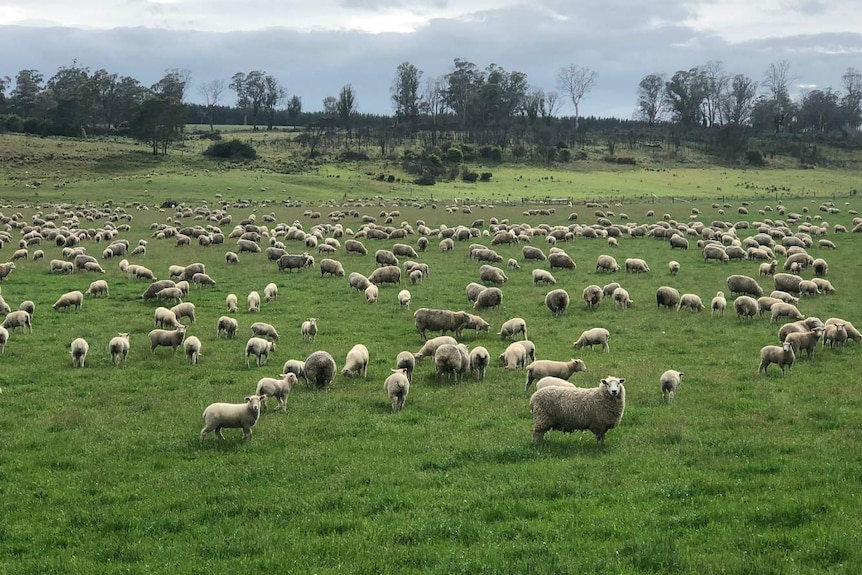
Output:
[[320, 258, 345, 278], [305, 350, 337, 390], [345, 239, 368, 255], [573, 327, 610, 353], [525, 359, 587, 392], [251, 321, 279, 341], [660, 370, 684, 402], [395, 351, 415, 382], [530, 376, 626, 445], [375, 249, 399, 267], [532, 269, 556, 285], [368, 265, 401, 286], [522, 246, 546, 261], [613, 287, 632, 309], [149, 325, 187, 354], [192, 272, 216, 287], [200, 394, 265, 441], [384, 368, 410, 412], [465, 282, 486, 303], [548, 252, 576, 271], [348, 272, 372, 291], [582, 285, 602, 310], [245, 336, 276, 367], [435, 343, 470, 382], [758, 342, 795, 375], [462, 313, 490, 336], [474, 287, 502, 311], [546, 288, 570, 316], [255, 373, 298, 411], [733, 296, 760, 320], [773, 273, 803, 294], [479, 264, 507, 286], [727, 274, 763, 298]]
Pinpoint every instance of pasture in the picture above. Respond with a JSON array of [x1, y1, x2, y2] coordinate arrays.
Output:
[[1, 183, 861, 573]]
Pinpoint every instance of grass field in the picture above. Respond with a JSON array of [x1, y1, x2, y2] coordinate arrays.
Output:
[[1, 134, 861, 573]]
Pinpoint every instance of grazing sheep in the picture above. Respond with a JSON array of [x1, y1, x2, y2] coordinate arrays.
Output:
[[507, 258, 520, 270], [525, 359, 587, 392], [823, 322, 848, 349], [248, 291, 261, 312], [474, 287, 502, 311], [171, 302, 196, 325], [479, 264, 508, 286], [226, 293, 238, 313], [655, 286, 681, 310], [468, 346, 490, 381], [773, 273, 803, 294], [133, 266, 156, 281], [50, 259, 74, 274], [342, 344, 370, 378], [499, 341, 528, 370], [581, 284, 602, 310], [305, 350, 337, 390], [154, 307, 181, 329], [251, 322, 279, 342], [70, 338, 89, 368], [2, 310, 31, 333], [726, 274, 763, 298], [85, 279, 109, 297], [349, 272, 372, 292], [282, 359, 308, 387], [384, 368, 410, 412], [548, 252, 576, 271], [414, 335, 458, 361], [518, 340, 537, 364], [770, 290, 800, 304], [625, 258, 650, 273], [345, 239, 368, 256], [320, 258, 345, 278], [364, 283, 379, 304], [263, 283, 278, 302], [612, 287, 632, 310], [108, 333, 130, 366], [758, 342, 795, 374], [395, 351, 416, 382], [0, 262, 16, 281], [465, 282, 486, 303], [532, 269, 556, 285], [409, 269, 423, 284], [546, 288, 570, 316], [83, 261, 105, 273], [225, 251, 239, 264], [798, 280, 820, 297], [785, 327, 825, 359], [148, 325, 187, 354], [368, 265, 401, 286], [573, 328, 610, 352], [301, 318, 318, 341], [497, 317, 527, 341], [414, 308, 471, 340], [702, 245, 730, 263], [245, 337, 276, 367], [217, 316, 238, 339], [733, 296, 760, 320], [398, 289, 412, 309], [255, 373, 298, 411], [141, 280, 177, 301], [660, 370, 685, 402], [811, 278, 835, 294], [770, 302, 804, 323], [435, 343, 470, 382], [0, 326, 8, 353], [155, 287, 184, 304], [677, 293, 705, 312], [530, 376, 626, 445], [668, 260, 680, 275], [523, 246, 547, 261], [52, 290, 84, 312], [184, 336, 202, 364], [200, 395, 266, 441]]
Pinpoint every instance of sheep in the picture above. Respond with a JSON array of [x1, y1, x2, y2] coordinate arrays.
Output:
[[498, 341, 527, 370], [507, 258, 520, 270], [409, 269, 423, 285], [85, 279, 109, 297], [773, 273, 803, 294], [393, 243, 418, 259], [825, 318, 862, 343], [155, 287, 184, 305], [677, 293, 705, 312], [133, 266, 156, 281], [726, 274, 763, 298], [479, 264, 508, 286], [474, 287, 502, 311], [108, 333, 130, 366], [70, 338, 89, 368], [811, 278, 835, 294], [50, 259, 73, 274], [625, 258, 650, 273], [384, 368, 410, 412], [532, 269, 556, 285], [200, 394, 266, 441], [770, 290, 799, 304], [52, 290, 84, 312], [581, 284, 603, 309], [612, 287, 632, 310], [465, 282, 486, 303], [154, 307, 181, 329], [320, 258, 345, 278], [282, 359, 308, 387], [497, 317, 527, 341], [2, 310, 31, 333], [784, 328, 825, 359], [251, 321, 279, 342], [395, 351, 416, 382], [149, 325, 187, 354], [602, 283, 621, 298], [468, 346, 490, 381], [141, 280, 177, 301], [733, 296, 760, 320], [305, 350, 337, 390], [217, 316, 238, 339], [545, 288, 570, 316], [758, 342, 795, 375], [759, 260, 778, 277], [770, 302, 804, 323], [823, 322, 848, 349], [348, 272, 372, 292], [248, 291, 261, 313], [263, 282, 278, 302], [0, 326, 7, 353], [83, 261, 105, 273], [226, 293, 238, 313], [255, 373, 298, 411], [245, 336, 276, 367], [530, 376, 626, 445], [702, 245, 729, 263], [523, 246, 546, 261], [655, 286, 681, 310], [573, 328, 610, 353], [0, 262, 16, 281], [184, 336, 203, 364], [414, 335, 458, 361], [534, 377, 577, 391], [548, 252, 576, 271], [668, 260, 680, 275], [798, 280, 820, 297], [277, 253, 313, 272], [301, 318, 318, 341], [225, 251, 239, 264], [518, 340, 537, 364], [434, 343, 470, 382], [342, 344, 370, 378], [660, 370, 685, 402], [524, 359, 587, 392], [414, 308, 471, 340]]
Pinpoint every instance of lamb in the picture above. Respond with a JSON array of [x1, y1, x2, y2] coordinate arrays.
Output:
[[85, 279, 109, 297], [581, 285, 602, 310], [398, 289, 412, 309], [655, 286, 681, 310], [524, 359, 587, 392], [50, 259, 74, 274], [245, 336, 276, 367], [798, 280, 820, 297], [468, 346, 490, 381], [200, 395, 266, 441], [263, 283, 278, 302], [368, 265, 401, 286], [435, 343, 470, 382], [474, 287, 502, 311], [255, 373, 298, 411], [497, 317, 527, 340], [530, 376, 626, 445], [668, 260, 680, 275], [758, 342, 795, 375], [2, 310, 31, 333], [320, 258, 345, 278], [83, 261, 105, 274], [414, 335, 458, 360], [282, 359, 308, 387], [534, 377, 577, 391], [546, 288, 570, 316], [342, 344, 370, 378], [301, 318, 318, 341], [248, 291, 261, 312], [52, 290, 84, 312], [384, 368, 410, 412], [108, 333, 130, 366], [305, 350, 337, 390], [518, 340, 537, 364], [499, 341, 528, 370], [409, 269, 423, 284], [226, 293, 238, 313], [625, 258, 650, 273], [823, 322, 848, 349], [155, 287, 184, 304], [184, 336, 202, 364], [532, 269, 556, 285], [727, 274, 763, 298], [759, 260, 778, 277], [770, 302, 804, 323], [660, 370, 684, 402], [811, 278, 835, 295], [154, 306, 181, 329], [349, 272, 372, 292], [677, 293, 705, 312], [414, 308, 471, 340], [613, 287, 632, 309], [395, 351, 415, 382], [70, 338, 89, 368], [733, 296, 760, 320], [141, 280, 176, 301], [770, 290, 799, 304], [148, 325, 187, 354], [251, 321, 279, 342], [784, 328, 824, 359], [0, 326, 8, 353], [479, 264, 508, 286], [573, 328, 610, 352], [217, 316, 238, 339]]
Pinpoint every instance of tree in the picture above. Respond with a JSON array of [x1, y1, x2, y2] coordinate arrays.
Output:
[[262, 75, 286, 130], [556, 64, 597, 133], [664, 68, 707, 128], [199, 79, 227, 132], [798, 88, 842, 132], [444, 58, 481, 130], [841, 67, 862, 130], [721, 74, 758, 126], [244, 71, 266, 129], [391, 62, 422, 131], [0, 75, 11, 113], [762, 60, 796, 132], [702, 61, 729, 126], [132, 71, 187, 155], [44, 61, 96, 135], [636, 73, 666, 126], [543, 90, 560, 124], [10, 69, 43, 118], [286, 95, 302, 123], [336, 84, 357, 131], [421, 76, 446, 144], [229, 72, 250, 125]]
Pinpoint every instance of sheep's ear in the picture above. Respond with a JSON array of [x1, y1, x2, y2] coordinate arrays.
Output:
[[258, 394, 267, 400], [245, 396, 253, 402], [617, 378, 626, 385]]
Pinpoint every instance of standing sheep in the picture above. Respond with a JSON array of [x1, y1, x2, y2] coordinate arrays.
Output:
[[434, 343, 470, 382], [499, 341, 528, 370], [148, 325, 187, 354], [469, 346, 490, 381], [497, 317, 527, 340], [53, 290, 84, 312], [70, 338, 89, 368], [384, 368, 410, 412], [226, 293, 238, 313], [0, 326, 9, 353], [573, 328, 610, 353], [530, 376, 626, 445], [733, 296, 760, 320], [365, 283, 379, 304], [301, 318, 318, 341], [612, 287, 632, 310], [668, 261, 680, 275], [677, 293, 705, 312], [546, 289, 570, 316], [108, 333, 130, 366], [655, 286, 681, 310], [200, 395, 266, 441], [263, 283, 278, 302], [217, 316, 238, 339], [85, 280, 109, 297], [660, 370, 685, 402], [255, 373, 298, 412], [711, 291, 727, 316], [2, 310, 31, 333], [582, 285, 602, 310], [395, 350, 416, 382], [248, 291, 261, 313], [398, 289, 412, 309], [245, 337, 276, 367], [305, 350, 337, 390], [758, 342, 795, 375], [342, 344, 370, 378], [524, 359, 587, 392], [184, 336, 203, 364]]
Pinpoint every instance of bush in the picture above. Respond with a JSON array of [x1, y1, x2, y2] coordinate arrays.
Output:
[[22, 117, 43, 135], [414, 173, 436, 186], [461, 169, 479, 183], [745, 150, 765, 166], [460, 143, 478, 161], [603, 156, 636, 165], [1, 114, 24, 133], [479, 145, 503, 162], [558, 148, 572, 163], [479, 172, 493, 182], [512, 145, 527, 159], [444, 147, 463, 163], [203, 139, 257, 160], [427, 153, 442, 166]]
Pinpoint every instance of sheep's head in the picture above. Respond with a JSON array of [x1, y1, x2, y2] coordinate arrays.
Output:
[[245, 394, 265, 414], [571, 359, 587, 372], [601, 376, 626, 398]]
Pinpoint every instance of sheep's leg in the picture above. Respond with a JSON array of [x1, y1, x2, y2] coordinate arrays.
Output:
[[242, 426, 252, 440], [215, 427, 225, 440]]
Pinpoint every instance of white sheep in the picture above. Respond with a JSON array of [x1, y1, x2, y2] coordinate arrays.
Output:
[[530, 375, 626, 445], [499, 341, 527, 370], [497, 317, 527, 340], [70, 338, 89, 368], [226, 293, 238, 313], [534, 376, 577, 391], [251, 322, 279, 342], [342, 344, 370, 378], [217, 316, 238, 339], [2, 310, 31, 333], [668, 260, 680, 275], [53, 290, 84, 312], [255, 373, 298, 411], [200, 395, 266, 441], [171, 302, 196, 324], [395, 351, 415, 382], [384, 368, 410, 412], [365, 283, 379, 304], [823, 322, 848, 349], [245, 337, 276, 367], [184, 336, 202, 364], [468, 346, 490, 381], [282, 359, 308, 387], [0, 326, 7, 353], [524, 359, 587, 392], [677, 293, 705, 312], [154, 307, 181, 329], [148, 325, 187, 354], [264, 282, 278, 302], [612, 287, 632, 309], [398, 289, 411, 309], [660, 370, 685, 402], [85, 279, 109, 297], [759, 342, 795, 374], [710, 291, 727, 316], [573, 328, 610, 352], [248, 291, 261, 313], [108, 333, 130, 366]]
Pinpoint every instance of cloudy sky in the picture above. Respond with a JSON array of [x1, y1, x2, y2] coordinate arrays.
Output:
[[1, 0, 861, 118]]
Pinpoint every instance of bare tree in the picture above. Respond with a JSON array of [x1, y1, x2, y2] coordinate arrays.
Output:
[[556, 64, 597, 133], [763, 60, 796, 132], [199, 79, 226, 132], [421, 76, 446, 145], [544, 90, 560, 124], [702, 61, 729, 126], [842, 67, 862, 130], [721, 74, 758, 125], [636, 73, 666, 126]]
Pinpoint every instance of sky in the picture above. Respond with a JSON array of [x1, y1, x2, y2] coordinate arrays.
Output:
[[1, 0, 861, 118]]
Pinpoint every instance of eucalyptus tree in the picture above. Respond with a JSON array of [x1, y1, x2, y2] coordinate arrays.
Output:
[[391, 61, 422, 132], [636, 73, 666, 126], [199, 79, 227, 131], [556, 64, 597, 133]]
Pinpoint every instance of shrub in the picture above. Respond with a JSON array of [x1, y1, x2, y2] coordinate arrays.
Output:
[[460, 143, 478, 161], [479, 145, 503, 162], [427, 153, 442, 166], [22, 117, 43, 135], [461, 169, 479, 183], [512, 145, 527, 159], [603, 156, 636, 165], [479, 172, 493, 182], [745, 150, 765, 166], [414, 173, 436, 186], [203, 139, 257, 160], [2, 114, 24, 133], [558, 148, 572, 163], [444, 147, 463, 163]]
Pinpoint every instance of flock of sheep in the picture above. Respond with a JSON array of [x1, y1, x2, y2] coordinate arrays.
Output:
[[0, 196, 859, 446]]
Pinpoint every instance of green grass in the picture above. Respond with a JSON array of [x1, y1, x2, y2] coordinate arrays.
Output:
[[1, 135, 862, 573]]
